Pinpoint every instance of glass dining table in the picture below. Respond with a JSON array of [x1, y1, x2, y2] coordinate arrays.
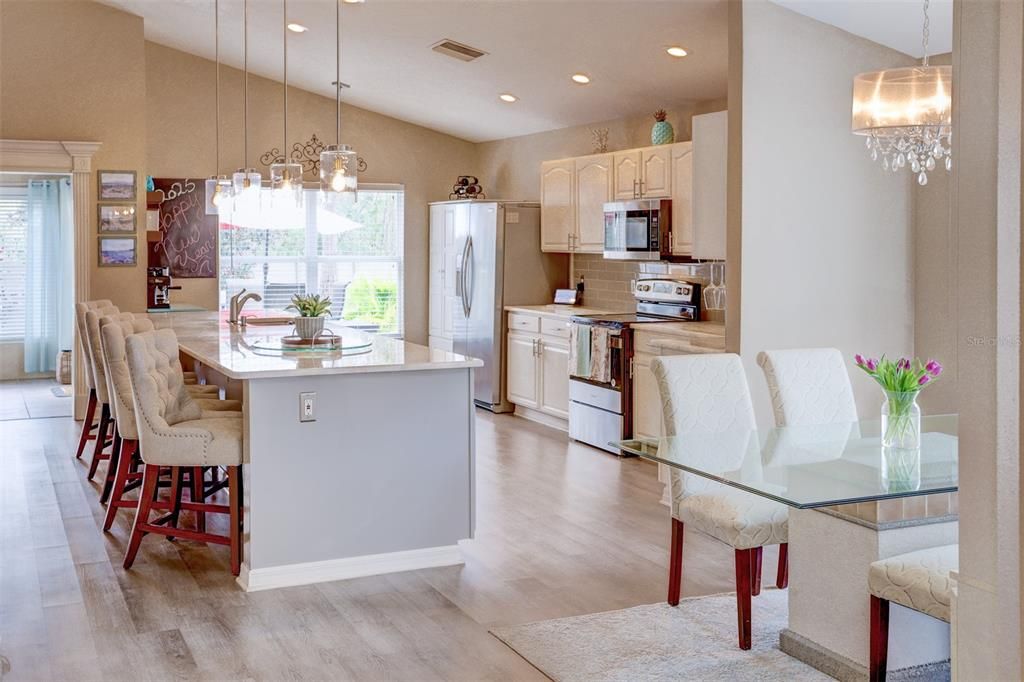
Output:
[[614, 414, 958, 508]]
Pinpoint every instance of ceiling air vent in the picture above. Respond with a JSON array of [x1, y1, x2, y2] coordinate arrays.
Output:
[[431, 39, 488, 63]]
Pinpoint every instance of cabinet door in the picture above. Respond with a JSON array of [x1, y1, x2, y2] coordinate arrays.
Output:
[[539, 339, 570, 419], [506, 333, 539, 408], [640, 147, 672, 198], [574, 155, 612, 253], [540, 160, 575, 252], [669, 142, 694, 256], [692, 111, 728, 260], [632, 352, 663, 439], [613, 152, 641, 200]]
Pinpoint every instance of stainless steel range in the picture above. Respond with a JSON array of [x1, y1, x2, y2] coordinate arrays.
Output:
[[568, 279, 701, 455]]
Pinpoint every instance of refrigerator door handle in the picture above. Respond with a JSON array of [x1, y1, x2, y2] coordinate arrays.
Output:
[[464, 236, 475, 316], [459, 237, 471, 318]]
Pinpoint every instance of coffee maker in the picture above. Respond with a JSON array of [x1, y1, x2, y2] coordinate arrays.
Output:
[[147, 266, 180, 310]]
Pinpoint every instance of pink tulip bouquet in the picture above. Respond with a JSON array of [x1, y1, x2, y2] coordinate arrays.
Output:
[[854, 355, 943, 449]]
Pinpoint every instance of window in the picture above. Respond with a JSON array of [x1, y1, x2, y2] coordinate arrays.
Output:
[[219, 185, 404, 336], [0, 187, 27, 341]]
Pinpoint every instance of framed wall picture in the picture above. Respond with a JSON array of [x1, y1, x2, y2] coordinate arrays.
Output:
[[97, 170, 137, 201], [98, 236, 137, 267], [98, 204, 137, 233]]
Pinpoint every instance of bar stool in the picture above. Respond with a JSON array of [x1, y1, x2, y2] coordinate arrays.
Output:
[[868, 544, 958, 681], [123, 328, 244, 575], [73, 299, 113, 459], [98, 316, 241, 529], [83, 305, 123, 480]]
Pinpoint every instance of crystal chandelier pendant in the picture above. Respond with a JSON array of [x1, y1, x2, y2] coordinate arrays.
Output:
[[270, 161, 304, 208], [205, 175, 234, 215]]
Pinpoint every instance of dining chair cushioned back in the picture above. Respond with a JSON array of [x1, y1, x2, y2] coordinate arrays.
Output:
[[100, 315, 156, 441], [74, 299, 112, 390], [84, 306, 125, 404], [756, 348, 858, 427]]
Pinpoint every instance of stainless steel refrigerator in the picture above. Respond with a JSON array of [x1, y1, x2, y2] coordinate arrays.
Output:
[[438, 200, 568, 412]]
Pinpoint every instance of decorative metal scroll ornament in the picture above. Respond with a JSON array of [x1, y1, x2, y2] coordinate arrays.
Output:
[[260, 134, 367, 177]]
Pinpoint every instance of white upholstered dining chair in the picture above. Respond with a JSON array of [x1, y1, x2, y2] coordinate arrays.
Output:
[[756, 347, 858, 427], [651, 353, 789, 650]]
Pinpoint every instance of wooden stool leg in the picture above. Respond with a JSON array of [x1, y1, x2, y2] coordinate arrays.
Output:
[[99, 429, 122, 505], [667, 517, 684, 606], [87, 404, 112, 481], [776, 543, 789, 589], [75, 389, 97, 459], [869, 595, 890, 682], [102, 439, 136, 531], [192, 467, 207, 533], [166, 467, 183, 538], [229, 465, 243, 576], [734, 548, 753, 650], [751, 547, 763, 596], [123, 464, 160, 570]]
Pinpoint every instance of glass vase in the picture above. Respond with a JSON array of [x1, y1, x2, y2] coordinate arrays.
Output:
[[881, 390, 921, 450]]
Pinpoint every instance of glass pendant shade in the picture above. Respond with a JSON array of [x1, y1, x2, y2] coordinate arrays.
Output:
[[270, 162, 304, 208], [205, 175, 233, 215], [852, 64, 952, 185], [319, 144, 358, 195], [232, 167, 263, 196]]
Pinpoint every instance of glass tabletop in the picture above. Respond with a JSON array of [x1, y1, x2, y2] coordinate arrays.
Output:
[[244, 327, 375, 355], [614, 415, 958, 509]]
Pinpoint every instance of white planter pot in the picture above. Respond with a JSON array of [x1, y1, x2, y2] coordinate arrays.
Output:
[[294, 316, 326, 339]]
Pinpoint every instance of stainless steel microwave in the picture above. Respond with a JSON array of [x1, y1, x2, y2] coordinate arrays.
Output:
[[603, 199, 672, 261]]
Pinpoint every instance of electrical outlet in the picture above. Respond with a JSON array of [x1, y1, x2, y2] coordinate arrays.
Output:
[[299, 392, 316, 422]]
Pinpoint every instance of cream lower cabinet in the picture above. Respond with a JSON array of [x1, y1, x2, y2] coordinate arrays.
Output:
[[539, 338, 570, 419], [506, 333, 540, 408], [506, 312, 571, 425]]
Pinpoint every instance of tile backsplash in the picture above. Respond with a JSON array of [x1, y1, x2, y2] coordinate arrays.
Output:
[[572, 254, 726, 321]]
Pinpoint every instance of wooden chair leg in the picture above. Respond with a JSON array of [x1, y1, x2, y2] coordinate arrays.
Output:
[[123, 464, 160, 570], [777, 543, 789, 589], [192, 467, 207, 533], [99, 429, 122, 505], [166, 467, 183, 538], [229, 465, 242, 577], [87, 404, 112, 481], [869, 595, 890, 682], [667, 517, 684, 606], [734, 548, 753, 650], [75, 389, 98, 459], [751, 546, 763, 596], [102, 439, 137, 531]]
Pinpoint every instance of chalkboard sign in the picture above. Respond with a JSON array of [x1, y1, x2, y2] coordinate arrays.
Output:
[[150, 178, 217, 278]]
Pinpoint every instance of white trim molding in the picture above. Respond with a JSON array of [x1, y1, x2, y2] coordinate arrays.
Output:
[[0, 139, 102, 418], [236, 544, 464, 592]]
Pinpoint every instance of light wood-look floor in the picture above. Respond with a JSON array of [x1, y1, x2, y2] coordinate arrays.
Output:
[[0, 409, 781, 681]]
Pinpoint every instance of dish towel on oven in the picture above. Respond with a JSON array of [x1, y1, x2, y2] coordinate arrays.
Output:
[[570, 323, 591, 378], [590, 327, 611, 383]]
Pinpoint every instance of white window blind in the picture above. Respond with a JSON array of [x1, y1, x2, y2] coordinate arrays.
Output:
[[0, 187, 27, 341], [219, 186, 405, 336]]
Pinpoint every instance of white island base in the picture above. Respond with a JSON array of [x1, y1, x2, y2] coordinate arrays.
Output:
[[237, 367, 475, 591]]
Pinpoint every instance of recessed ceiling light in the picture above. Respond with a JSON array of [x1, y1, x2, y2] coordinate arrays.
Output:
[[499, 93, 518, 103], [571, 73, 591, 84], [342, 0, 365, 3], [287, 23, 308, 33], [666, 46, 688, 57]]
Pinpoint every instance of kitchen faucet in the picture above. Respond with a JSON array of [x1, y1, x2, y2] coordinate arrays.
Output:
[[229, 289, 263, 324]]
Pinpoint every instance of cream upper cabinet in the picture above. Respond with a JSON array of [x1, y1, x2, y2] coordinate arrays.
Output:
[[612, 152, 641, 200], [539, 339, 570, 419], [692, 111, 727, 260], [574, 154, 612, 253], [669, 142, 694, 256], [540, 159, 575, 253], [640, 146, 672, 198], [506, 333, 540, 408]]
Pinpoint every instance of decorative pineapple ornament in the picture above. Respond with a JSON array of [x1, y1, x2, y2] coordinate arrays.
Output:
[[651, 109, 675, 145]]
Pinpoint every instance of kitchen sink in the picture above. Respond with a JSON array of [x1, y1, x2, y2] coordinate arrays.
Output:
[[242, 316, 294, 326]]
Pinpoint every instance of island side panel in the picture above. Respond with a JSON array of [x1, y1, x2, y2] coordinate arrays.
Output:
[[242, 367, 475, 582]]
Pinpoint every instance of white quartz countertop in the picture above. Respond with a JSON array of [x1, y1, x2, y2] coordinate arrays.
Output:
[[146, 311, 482, 380], [504, 304, 624, 319]]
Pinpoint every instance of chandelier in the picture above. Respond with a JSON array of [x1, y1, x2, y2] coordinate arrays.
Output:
[[851, 0, 951, 186]]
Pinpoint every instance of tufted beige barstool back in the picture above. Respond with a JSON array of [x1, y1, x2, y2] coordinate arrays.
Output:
[[74, 299, 113, 390], [84, 306, 125, 404], [756, 348, 858, 427], [99, 315, 155, 441]]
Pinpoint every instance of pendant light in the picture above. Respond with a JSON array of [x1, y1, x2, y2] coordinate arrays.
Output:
[[319, 0, 358, 203], [205, 0, 233, 215], [851, 0, 952, 186], [232, 0, 262, 204], [270, 0, 303, 208]]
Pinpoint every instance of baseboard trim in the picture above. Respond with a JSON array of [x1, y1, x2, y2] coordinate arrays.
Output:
[[780, 628, 951, 682], [237, 544, 464, 592], [513, 405, 568, 432]]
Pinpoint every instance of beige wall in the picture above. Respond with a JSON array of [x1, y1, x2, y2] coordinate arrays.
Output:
[[738, 1, 917, 428], [145, 42, 478, 344], [0, 0, 148, 313]]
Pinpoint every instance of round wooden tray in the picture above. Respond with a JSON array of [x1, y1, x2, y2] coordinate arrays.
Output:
[[279, 334, 342, 350]]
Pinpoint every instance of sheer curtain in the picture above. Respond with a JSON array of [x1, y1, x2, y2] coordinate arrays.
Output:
[[23, 178, 73, 373]]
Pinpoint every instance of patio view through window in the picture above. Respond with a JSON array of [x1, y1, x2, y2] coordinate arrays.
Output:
[[219, 185, 404, 336]]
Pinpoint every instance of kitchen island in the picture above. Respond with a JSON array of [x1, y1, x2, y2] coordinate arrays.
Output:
[[147, 311, 482, 591]]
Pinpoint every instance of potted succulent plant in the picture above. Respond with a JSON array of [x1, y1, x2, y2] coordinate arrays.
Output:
[[286, 293, 333, 339]]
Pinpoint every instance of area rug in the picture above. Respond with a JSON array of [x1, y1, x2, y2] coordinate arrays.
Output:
[[490, 590, 831, 681]]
